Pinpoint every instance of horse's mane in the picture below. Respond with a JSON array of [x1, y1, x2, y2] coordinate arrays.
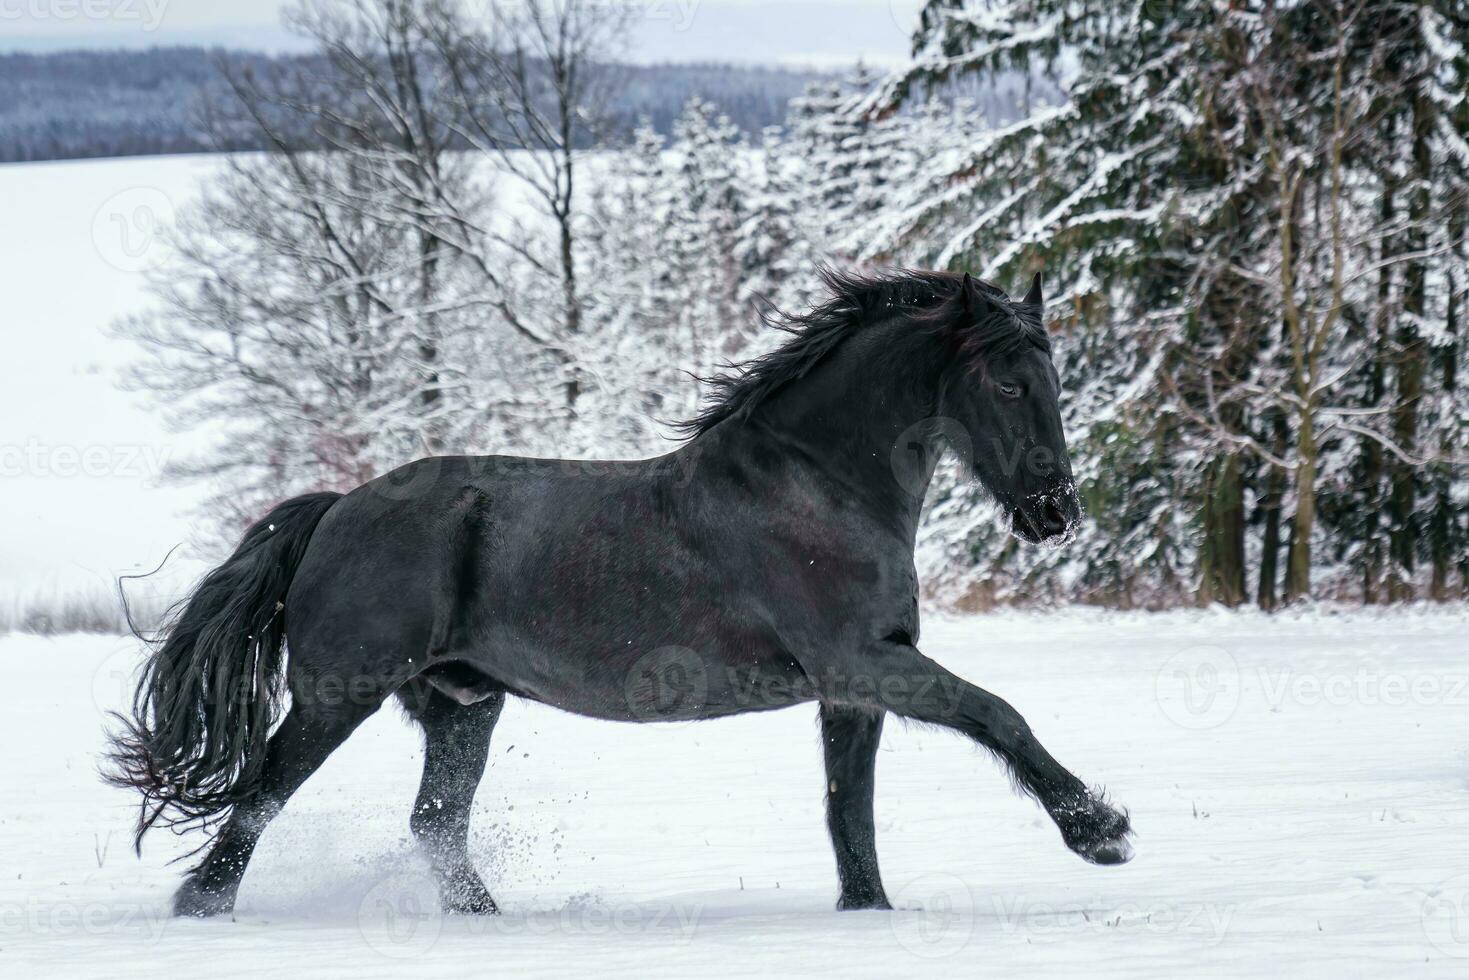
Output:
[[674, 267, 1049, 438]]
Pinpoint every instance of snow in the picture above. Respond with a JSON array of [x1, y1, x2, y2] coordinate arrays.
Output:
[[4, 607, 1469, 975], [0, 156, 223, 597]]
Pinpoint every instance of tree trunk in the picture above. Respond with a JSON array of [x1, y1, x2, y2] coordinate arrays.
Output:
[[1431, 267, 1459, 599], [1361, 128, 1395, 604], [1361, 444, 1383, 605], [1387, 69, 1434, 601], [1200, 453, 1247, 606], [560, 208, 581, 408], [1284, 414, 1316, 603], [419, 226, 444, 453], [558, 75, 581, 411], [1432, 78, 1465, 599], [1257, 411, 1289, 610], [1387, 340, 1424, 604], [1257, 477, 1281, 611]]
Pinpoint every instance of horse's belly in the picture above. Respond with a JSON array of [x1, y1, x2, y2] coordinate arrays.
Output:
[[459, 632, 812, 723]]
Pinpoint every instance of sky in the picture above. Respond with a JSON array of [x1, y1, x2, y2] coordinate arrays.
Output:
[[0, 0, 927, 67]]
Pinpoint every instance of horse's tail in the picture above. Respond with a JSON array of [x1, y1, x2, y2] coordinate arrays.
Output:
[[105, 491, 342, 852]]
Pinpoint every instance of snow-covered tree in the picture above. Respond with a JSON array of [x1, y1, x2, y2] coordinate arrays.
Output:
[[735, 126, 818, 316], [118, 0, 634, 535], [578, 124, 688, 442], [656, 97, 760, 406], [578, 102, 783, 441], [864, 0, 1469, 606], [118, 0, 497, 530]]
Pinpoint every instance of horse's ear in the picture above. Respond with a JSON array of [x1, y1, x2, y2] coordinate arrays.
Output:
[[1024, 271, 1043, 307], [960, 272, 974, 314]]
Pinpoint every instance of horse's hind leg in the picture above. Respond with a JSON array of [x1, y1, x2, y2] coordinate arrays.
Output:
[[820, 704, 891, 910], [398, 678, 505, 914], [173, 695, 382, 917]]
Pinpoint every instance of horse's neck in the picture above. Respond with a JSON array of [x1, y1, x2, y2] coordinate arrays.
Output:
[[701, 323, 945, 539]]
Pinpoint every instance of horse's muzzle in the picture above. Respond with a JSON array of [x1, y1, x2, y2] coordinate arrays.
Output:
[[1011, 486, 1082, 545]]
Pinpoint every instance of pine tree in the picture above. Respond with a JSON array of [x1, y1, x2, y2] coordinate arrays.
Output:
[[579, 123, 683, 445], [867, 0, 1469, 606], [667, 98, 754, 386], [580, 102, 778, 441], [736, 126, 819, 316]]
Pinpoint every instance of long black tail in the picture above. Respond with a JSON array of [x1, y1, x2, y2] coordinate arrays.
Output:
[[105, 491, 342, 851]]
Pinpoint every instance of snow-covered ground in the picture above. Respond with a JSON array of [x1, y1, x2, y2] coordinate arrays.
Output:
[[5, 148, 1469, 979], [4, 607, 1469, 976]]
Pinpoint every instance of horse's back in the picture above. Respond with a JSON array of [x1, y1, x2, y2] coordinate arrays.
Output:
[[278, 453, 697, 668], [277, 450, 814, 718]]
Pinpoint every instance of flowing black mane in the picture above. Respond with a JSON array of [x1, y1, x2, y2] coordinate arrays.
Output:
[[676, 267, 1049, 438]]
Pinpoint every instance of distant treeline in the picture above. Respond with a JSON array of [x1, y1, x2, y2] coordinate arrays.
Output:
[[0, 47, 825, 163]]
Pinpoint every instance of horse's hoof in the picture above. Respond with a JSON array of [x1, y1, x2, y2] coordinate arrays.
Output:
[[445, 894, 499, 915], [1077, 833, 1135, 866], [440, 874, 499, 915], [837, 891, 893, 911], [172, 880, 236, 918], [1054, 790, 1134, 867]]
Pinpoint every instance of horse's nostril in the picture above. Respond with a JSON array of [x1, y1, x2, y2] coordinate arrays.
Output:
[[1041, 500, 1068, 533]]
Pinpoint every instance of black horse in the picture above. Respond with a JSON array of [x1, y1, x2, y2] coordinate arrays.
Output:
[[109, 268, 1133, 918]]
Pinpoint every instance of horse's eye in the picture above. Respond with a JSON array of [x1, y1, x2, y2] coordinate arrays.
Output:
[[998, 381, 1021, 399]]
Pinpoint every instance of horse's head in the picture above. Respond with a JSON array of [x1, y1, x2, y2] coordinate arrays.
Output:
[[938, 272, 1081, 545]]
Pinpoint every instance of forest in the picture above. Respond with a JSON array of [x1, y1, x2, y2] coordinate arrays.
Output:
[[0, 46, 822, 162], [115, 0, 1469, 610]]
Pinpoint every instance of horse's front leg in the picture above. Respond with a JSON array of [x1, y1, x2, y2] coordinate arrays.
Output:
[[819, 640, 1133, 865], [820, 704, 890, 910]]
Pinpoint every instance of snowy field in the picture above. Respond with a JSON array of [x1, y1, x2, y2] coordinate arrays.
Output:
[[3, 607, 1469, 976], [0, 155, 223, 602], [5, 148, 1469, 978]]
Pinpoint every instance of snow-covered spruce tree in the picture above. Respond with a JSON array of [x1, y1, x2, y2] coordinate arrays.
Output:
[[665, 98, 758, 396], [838, 96, 987, 266], [1311, 1, 1469, 602], [1180, 1, 1469, 604], [784, 65, 907, 259], [578, 123, 690, 444], [864, 0, 1469, 607], [786, 78, 861, 255], [579, 102, 799, 444], [1425, 1, 1469, 599], [736, 125, 820, 317]]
